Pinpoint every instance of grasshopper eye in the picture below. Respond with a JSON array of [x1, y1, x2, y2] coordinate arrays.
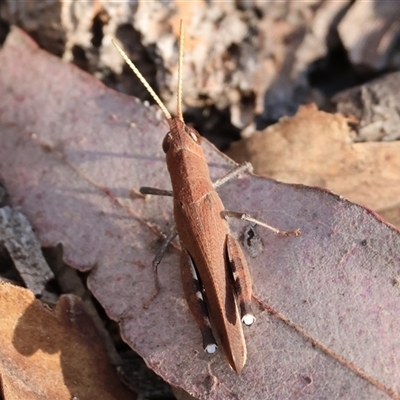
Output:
[[185, 126, 202, 144], [162, 132, 172, 153]]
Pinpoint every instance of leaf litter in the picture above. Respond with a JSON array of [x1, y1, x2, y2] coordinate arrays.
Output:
[[1, 27, 400, 399]]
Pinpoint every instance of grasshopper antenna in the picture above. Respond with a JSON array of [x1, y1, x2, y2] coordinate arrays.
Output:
[[177, 20, 184, 121], [111, 39, 172, 121]]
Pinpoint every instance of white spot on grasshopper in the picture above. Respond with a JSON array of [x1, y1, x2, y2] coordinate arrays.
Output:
[[242, 314, 255, 326], [205, 343, 218, 354]]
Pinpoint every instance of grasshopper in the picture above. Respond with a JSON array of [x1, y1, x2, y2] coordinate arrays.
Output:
[[113, 22, 299, 373]]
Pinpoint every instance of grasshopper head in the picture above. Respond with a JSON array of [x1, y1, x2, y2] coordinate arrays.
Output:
[[162, 118, 202, 155]]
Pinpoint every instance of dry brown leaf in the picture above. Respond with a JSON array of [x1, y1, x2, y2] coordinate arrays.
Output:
[[227, 104, 400, 227], [0, 282, 134, 400]]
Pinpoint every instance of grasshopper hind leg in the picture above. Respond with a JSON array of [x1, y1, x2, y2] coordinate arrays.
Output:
[[180, 249, 218, 353], [226, 234, 255, 326]]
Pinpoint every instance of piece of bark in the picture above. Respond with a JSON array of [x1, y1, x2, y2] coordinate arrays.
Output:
[[331, 71, 400, 142], [0, 206, 54, 297], [259, 0, 351, 128], [338, 0, 400, 71], [227, 104, 400, 229]]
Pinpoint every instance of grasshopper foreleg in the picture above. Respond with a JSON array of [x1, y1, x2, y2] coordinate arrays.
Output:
[[140, 187, 173, 196], [140, 162, 252, 196], [213, 162, 252, 189]]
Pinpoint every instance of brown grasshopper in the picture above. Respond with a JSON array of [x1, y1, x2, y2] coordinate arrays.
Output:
[[113, 22, 299, 374]]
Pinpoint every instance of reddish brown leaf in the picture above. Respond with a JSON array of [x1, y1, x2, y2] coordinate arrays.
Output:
[[1, 27, 400, 399]]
